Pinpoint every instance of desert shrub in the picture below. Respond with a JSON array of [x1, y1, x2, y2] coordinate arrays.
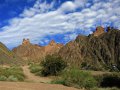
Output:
[[29, 64, 42, 74], [94, 73, 120, 88], [52, 68, 97, 89], [0, 66, 25, 81], [51, 78, 66, 85], [41, 55, 67, 76], [7, 75, 18, 82], [0, 75, 7, 81]]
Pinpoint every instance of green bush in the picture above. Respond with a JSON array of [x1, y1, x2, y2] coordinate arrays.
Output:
[[94, 73, 120, 88], [29, 64, 42, 76], [0, 75, 7, 81], [41, 55, 67, 76], [7, 75, 18, 82], [52, 68, 97, 89], [29, 64, 42, 74], [0, 66, 25, 81], [51, 78, 66, 85]]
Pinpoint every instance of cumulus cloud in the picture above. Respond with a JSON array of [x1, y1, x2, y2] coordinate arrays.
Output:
[[0, 0, 120, 49], [59, 1, 76, 12]]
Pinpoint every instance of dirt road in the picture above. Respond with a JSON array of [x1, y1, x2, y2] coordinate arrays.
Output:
[[22, 66, 51, 83], [0, 66, 80, 90], [0, 81, 79, 90]]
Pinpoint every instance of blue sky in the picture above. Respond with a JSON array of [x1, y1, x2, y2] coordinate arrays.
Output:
[[0, 0, 120, 49]]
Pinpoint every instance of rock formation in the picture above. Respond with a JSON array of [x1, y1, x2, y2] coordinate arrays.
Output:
[[22, 38, 31, 45], [13, 39, 63, 62], [44, 40, 63, 55], [13, 39, 45, 62], [58, 27, 120, 71], [93, 26, 105, 36]]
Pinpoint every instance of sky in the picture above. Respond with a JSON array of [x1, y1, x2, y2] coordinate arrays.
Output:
[[0, 0, 120, 49]]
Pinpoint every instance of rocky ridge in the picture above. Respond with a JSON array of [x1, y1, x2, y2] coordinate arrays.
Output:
[[13, 39, 63, 62], [58, 26, 120, 71]]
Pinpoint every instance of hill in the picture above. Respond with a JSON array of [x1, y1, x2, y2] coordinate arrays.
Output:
[[58, 27, 120, 71], [12, 39, 63, 62], [0, 42, 24, 65]]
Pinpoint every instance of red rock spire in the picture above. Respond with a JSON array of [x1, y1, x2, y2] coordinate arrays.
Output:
[[93, 26, 105, 36], [22, 38, 30, 45], [49, 40, 56, 46]]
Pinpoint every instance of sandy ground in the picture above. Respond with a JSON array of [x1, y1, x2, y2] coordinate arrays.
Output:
[[22, 66, 52, 83], [0, 66, 80, 90], [0, 65, 111, 90], [0, 81, 80, 90]]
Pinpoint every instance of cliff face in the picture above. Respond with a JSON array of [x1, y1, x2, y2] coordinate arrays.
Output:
[[12, 39, 63, 62], [59, 28, 120, 71]]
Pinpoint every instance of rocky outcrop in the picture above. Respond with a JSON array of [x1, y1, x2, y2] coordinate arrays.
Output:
[[22, 38, 31, 45], [13, 39, 63, 62], [44, 40, 63, 55], [59, 28, 120, 71], [13, 39, 45, 62], [93, 26, 105, 36]]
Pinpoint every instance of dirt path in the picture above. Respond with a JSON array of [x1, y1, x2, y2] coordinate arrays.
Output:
[[0, 81, 80, 90], [22, 66, 51, 83], [0, 66, 81, 90]]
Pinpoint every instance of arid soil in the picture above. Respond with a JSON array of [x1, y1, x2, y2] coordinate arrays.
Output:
[[0, 81, 80, 90], [0, 66, 80, 90], [22, 66, 52, 83]]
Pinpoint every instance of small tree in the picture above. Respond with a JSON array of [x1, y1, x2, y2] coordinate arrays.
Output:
[[41, 55, 67, 76]]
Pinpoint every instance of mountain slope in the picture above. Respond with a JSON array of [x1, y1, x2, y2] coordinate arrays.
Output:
[[59, 27, 120, 71], [0, 42, 23, 65], [13, 39, 63, 62], [12, 39, 45, 62]]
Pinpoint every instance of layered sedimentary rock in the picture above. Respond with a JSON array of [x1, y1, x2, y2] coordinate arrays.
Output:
[[59, 27, 120, 71], [13, 39, 63, 61], [13, 39, 45, 61]]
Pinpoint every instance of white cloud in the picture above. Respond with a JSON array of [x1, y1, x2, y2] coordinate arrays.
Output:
[[74, 0, 88, 8], [64, 33, 78, 41], [0, 0, 120, 49], [59, 1, 76, 12], [20, 0, 56, 17]]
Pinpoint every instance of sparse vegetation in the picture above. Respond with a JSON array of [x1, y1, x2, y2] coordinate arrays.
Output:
[[51, 68, 120, 90], [29, 63, 42, 76], [0, 66, 25, 81], [41, 55, 67, 76], [52, 68, 97, 89], [0, 75, 7, 81]]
